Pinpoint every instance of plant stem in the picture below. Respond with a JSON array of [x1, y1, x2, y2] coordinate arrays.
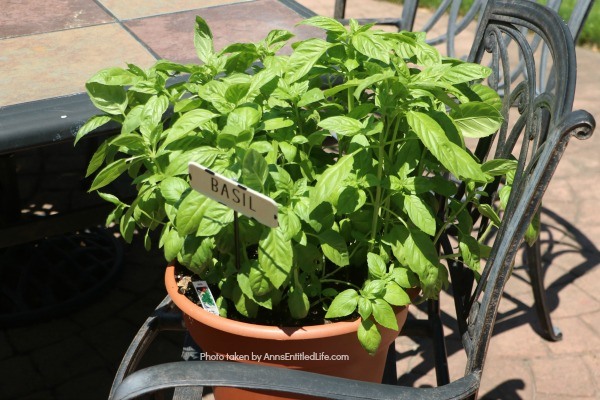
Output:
[[320, 279, 361, 290], [369, 116, 387, 252], [433, 190, 476, 245]]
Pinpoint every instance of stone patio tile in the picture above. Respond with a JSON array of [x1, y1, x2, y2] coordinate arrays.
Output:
[[580, 309, 600, 335], [546, 316, 600, 355], [81, 318, 140, 363], [575, 265, 600, 303], [18, 390, 55, 400], [124, 0, 323, 64], [583, 354, 600, 391], [0, 24, 156, 107], [0, 331, 14, 359], [479, 359, 533, 400], [98, 0, 251, 20], [5, 318, 81, 353], [31, 335, 105, 386], [55, 369, 114, 399], [0, 356, 45, 399], [486, 319, 549, 359], [531, 356, 595, 397], [549, 279, 600, 318], [69, 288, 135, 326], [0, 0, 113, 39]]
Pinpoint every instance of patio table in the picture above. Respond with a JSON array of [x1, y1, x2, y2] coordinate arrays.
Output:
[[0, 0, 317, 323]]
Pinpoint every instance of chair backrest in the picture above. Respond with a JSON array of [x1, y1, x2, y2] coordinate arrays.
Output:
[[451, 0, 595, 378], [334, 0, 595, 58]]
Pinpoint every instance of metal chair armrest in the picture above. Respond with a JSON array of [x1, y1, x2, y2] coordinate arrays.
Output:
[[111, 361, 481, 400]]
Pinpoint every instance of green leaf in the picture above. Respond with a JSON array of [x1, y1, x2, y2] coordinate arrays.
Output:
[[178, 236, 215, 275], [88, 67, 140, 86], [478, 204, 502, 226], [159, 177, 189, 204], [307, 202, 335, 232], [288, 287, 310, 319], [525, 209, 541, 247], [264, 29, 295, 49], [362, 280, 386, 298], [357, 297, 373, 320], [97, 192, 122, 206], [258, 228, 293, 289], [237, 262, 275, 309], [404, 229, 446, 298], [140, 95, 169, 138], [390, 266, 419, 289], [310, 153, 355, 211], [450, 102, 503, 138], [407, 111, 487, 182], [353, 71, 394, 99], [371, 299, 398, 330], [278, 208, 302, 241], [75, 115, 112, 144], [85, 141, 108, 177], [242, 148, 269, 192], [358, 318, 381, 355], [121, 106, 144, 135], [286, 39, 333, 83], [367, 252, 387, 279], [224, 83, 251, 104], [470, 83, 503, 112], [442, 63, 492, 84], [404, 194, 436, 236], [232, 286, 258, 318], [89, 158, 128, 191], [164, 146, 223, 177], [175, 191, 210, 235], [175, 191, 232, 237], [319, 229, 349, 267], [248, 263, 272, 297], [110, 134, 146, 154], [162, 109, 218, 148], [295, 89, 322, 109], [120, 205, 136, 243], [383, 282, 410, 306], [162, 226, 184, 262], [194, 16, 214, 63], [85, 82, 127, 115], [318, 116, 363, 137], [336, 187, 366, 214], [352, 32, 390, 63], [459, 234, 481, 272], [261, 117, 294, 131], [325, 289, 359, 318], [299, 16, 347, 34], [481, 159, 518, 176]]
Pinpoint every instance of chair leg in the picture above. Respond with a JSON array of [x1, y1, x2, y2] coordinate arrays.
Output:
[[428, 299, 450, 386], [381, 342, 397, 384], [526, 240, 563, 341], [334, 0, 346, 19]]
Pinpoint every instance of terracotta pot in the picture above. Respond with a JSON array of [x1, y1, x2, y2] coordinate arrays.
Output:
[[165, 264, 411, 400]]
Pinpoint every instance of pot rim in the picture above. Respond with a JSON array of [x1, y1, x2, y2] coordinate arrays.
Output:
[[165, 264, 364, 340]]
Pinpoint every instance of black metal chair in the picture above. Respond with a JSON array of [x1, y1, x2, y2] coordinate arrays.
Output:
[[335, 0, 595, 344], [109, 1, 595, 399]]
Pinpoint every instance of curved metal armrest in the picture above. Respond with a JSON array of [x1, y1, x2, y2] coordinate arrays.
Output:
[[110, 296, 185, 399], [111, 361, 480, 400]]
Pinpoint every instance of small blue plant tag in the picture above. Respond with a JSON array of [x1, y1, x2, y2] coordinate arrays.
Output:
[[192, 280, 219, 315]]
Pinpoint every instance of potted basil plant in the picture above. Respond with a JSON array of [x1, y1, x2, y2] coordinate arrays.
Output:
[[76, 15, 510, 397]]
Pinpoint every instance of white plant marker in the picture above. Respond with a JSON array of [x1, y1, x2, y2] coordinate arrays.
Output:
[[188, 161, 279, 228]]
